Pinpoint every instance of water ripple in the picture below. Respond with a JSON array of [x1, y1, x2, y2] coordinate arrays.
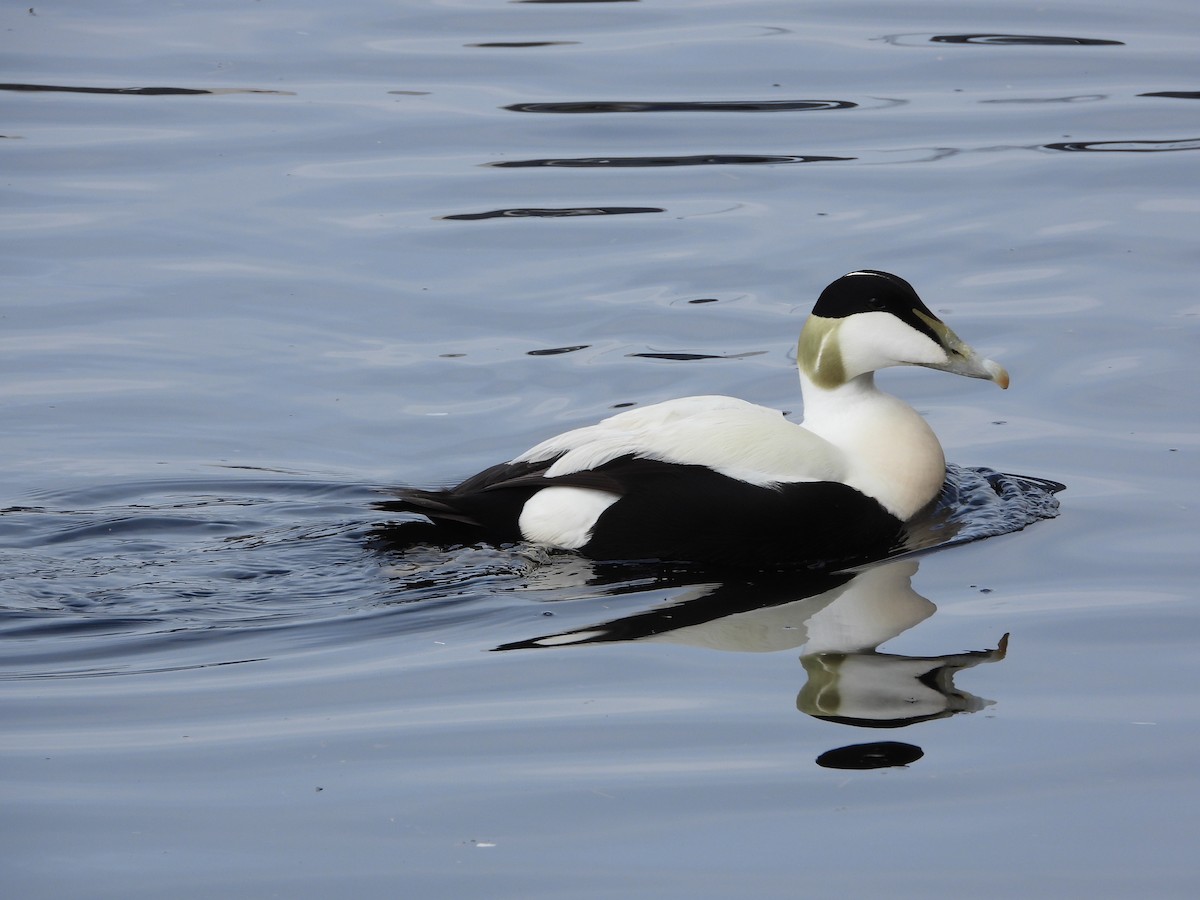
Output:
[[882, 33, 1124, 47], [527, 345, 591, 356], [504, 99, 856, 113], [930, 34, 1124, 46], [0, 462, 1061, 680], [488, 153, 854, 168], [467, 41, 579, 48], [442, 206, 664, 221], [900, 466, 1064, 557], [627, 350, 768, 361], [1043, 137, 1200, 152], [0, 82, 291, 96]]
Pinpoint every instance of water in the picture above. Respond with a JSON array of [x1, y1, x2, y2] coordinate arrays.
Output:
[[3, 1, 1199, 896]]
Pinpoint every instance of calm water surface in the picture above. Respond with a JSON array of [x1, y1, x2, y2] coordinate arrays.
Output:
[[3, 1, 1199, 897]]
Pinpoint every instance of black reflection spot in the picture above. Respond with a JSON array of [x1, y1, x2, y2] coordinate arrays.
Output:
[[2, 83, 210, 95], [688, 298, 720, 304], [929, 34, 1124, 45], [527, 345, 590, 356], [0, 83, 287, 95], [467, 41, 578, 48], [489, 153, 853, 168], [816, 741, 924, 770], [628, 352, 725, 361], [505, 99, 856, 113], [1044, 137, 1200, 152], [516, 0, 637, 4], [442, 207, 664, 221], [1139, 91, 1200, 100]]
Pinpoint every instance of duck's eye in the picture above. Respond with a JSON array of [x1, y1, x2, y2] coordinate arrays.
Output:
[[867, 296, 886, 309]]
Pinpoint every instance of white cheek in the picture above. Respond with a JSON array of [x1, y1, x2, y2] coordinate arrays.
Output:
[[839, 312, 947, 373], [519, 487, 622, 549]]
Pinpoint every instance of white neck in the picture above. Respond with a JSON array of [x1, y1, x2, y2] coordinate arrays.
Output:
[[797, 371, 946, 520]]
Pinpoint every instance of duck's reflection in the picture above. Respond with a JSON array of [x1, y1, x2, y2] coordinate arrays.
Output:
[[374, 465, 1061, 768], [496, 558, 1008, 768], [799, 631, 1007, 727]]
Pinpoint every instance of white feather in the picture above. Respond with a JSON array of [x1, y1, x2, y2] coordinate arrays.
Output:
[[514, 395, 841, 486], [518, 486, 621, 549], [511, 384, 942, 521]]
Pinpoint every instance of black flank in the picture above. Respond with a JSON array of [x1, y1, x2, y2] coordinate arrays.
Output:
[[377, 453, 904, 569], [578, 457, 903, 568]]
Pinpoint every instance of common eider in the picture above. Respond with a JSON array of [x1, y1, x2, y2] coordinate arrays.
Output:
[[379, 270, 1009, 568]]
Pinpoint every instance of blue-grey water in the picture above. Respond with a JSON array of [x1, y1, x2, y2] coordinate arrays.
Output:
[[3, 1, 1199, 897]]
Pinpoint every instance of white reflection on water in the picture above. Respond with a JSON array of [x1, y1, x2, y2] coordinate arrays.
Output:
[[496, 559, 1008, 732]]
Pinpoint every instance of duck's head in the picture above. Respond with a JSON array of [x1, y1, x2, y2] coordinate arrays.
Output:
[[798, 270, 1009, 390]]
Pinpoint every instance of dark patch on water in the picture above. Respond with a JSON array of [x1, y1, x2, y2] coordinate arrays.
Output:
[[527, 345, 590, 356], [442, 206, 664, 220], [929, 34, 1124, 46], [467, 41, 579, 48], [817, 742, 925, 769], [882, 33, 1124, 47], [504, 99, 856, 113], [1139, 91, 1200, 100], [1043, 137, 1200, 152], [628, 351, 730, 361], [623, 349, 769, 361], [488, 154, 854, 168], [0, 83, 291, 96]]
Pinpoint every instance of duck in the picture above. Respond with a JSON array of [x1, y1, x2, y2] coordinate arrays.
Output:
[[378, 270, 1009, 568]]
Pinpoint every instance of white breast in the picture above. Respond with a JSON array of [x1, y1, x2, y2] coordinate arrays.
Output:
[[798, 374, 946, 520]]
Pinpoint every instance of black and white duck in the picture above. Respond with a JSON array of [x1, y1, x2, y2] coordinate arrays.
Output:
[[379, 270, 1009, 568]]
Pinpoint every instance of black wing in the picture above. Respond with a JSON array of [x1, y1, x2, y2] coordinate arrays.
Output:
[[377, 453, 903, 569]]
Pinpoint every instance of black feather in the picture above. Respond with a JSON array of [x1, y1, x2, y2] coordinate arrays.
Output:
[[376, 459, 552, 542], [377, 453, 903, 569], [577, 457, 903, 568], [812, 270, 942, 345]]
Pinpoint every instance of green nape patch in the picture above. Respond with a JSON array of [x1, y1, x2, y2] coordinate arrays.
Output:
[[798, 316, 845, 388]]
